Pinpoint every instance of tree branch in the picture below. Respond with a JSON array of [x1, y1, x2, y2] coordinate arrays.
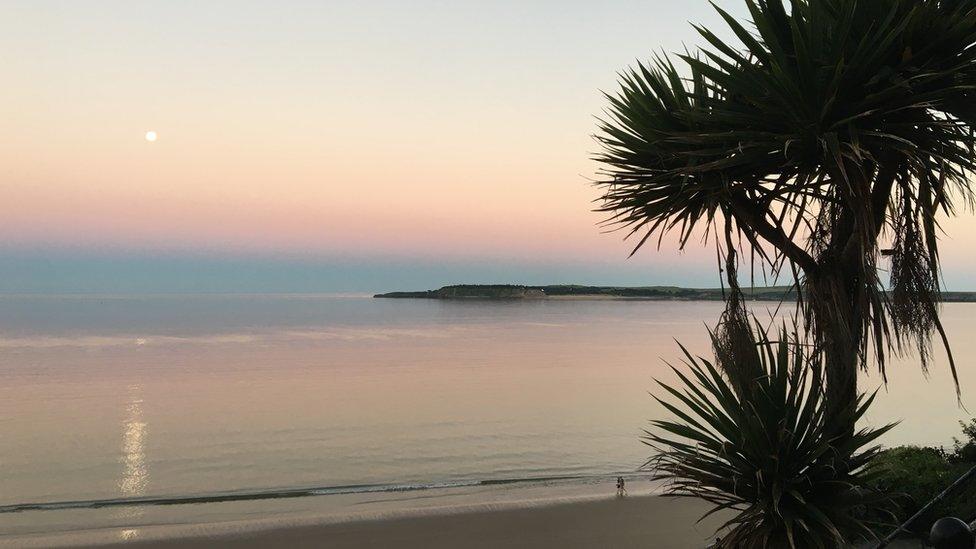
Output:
[[727, 190, 819, 275]]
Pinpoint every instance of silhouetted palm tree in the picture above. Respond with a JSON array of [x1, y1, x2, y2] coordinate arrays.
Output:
[[596, 0, 976, 437]]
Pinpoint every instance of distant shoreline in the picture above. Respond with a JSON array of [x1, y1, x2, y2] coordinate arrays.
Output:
[[374, 284, 976, 302]]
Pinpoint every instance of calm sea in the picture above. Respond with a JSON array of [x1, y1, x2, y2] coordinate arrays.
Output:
[[0, 295, 971, 542]]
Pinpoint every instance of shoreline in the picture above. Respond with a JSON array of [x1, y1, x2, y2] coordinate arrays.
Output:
[[8, 495, 726, 549], [0, 479, 723, 548]]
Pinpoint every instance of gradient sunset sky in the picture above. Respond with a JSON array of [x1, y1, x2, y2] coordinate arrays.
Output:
[[5, 1, 976, 292]]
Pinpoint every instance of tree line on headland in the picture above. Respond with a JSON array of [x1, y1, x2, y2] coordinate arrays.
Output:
[[374, 284, 976, 302]]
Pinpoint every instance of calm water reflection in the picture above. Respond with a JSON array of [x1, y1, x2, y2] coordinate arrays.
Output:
[[119, 384, 148, 498], [0, 295, 971, 536], [116, 384, 148, 541]]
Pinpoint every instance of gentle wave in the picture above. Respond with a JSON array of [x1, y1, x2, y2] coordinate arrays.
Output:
[[0, 326, 462, 349], [0, 473, 640, 514]]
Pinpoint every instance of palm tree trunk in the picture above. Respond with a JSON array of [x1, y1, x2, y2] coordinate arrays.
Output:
[[806, 257, 863, 440], [806, 159, 881, 441], [823, 312, 860, 440]]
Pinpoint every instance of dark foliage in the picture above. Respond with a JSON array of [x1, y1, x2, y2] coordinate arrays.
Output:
[[872, 419, 976, 534], [646, 326, 895, 548], [595, 0, 976, 418]]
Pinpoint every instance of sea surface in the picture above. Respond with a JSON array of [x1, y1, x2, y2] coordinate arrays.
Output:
[[0, 295, 972, 544]]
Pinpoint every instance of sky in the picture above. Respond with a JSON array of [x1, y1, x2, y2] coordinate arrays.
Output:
[[4, 1, 976, 293]]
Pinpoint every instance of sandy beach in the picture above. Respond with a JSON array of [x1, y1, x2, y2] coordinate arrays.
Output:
[[75, 496, 724, 549]]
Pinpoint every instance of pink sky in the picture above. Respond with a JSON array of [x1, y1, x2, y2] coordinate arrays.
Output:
[[4, 1, 976, 289]]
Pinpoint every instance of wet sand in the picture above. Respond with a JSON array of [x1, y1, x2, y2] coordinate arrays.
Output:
[[80, 496, 724, 549]]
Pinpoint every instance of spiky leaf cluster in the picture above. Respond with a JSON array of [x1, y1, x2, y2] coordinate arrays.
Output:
[[646, 327, 896, 548]]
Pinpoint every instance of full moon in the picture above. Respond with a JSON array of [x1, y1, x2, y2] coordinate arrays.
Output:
[[144, 131, 157, 142]]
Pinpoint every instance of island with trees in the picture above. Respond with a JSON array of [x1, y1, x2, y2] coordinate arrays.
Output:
[[374, 284, 976, 302]]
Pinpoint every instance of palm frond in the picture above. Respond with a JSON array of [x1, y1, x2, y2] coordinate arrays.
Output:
[[647, 324, 897, 548], [596, 0, 976, 407]]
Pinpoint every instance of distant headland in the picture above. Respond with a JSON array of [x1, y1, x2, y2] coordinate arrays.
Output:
[[374, 284, 976, 302]]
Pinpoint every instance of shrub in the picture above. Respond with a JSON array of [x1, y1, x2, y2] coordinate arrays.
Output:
[[872, 419, 976, 534], [646, 327, 895, 548], [952, 419, 976, 464]]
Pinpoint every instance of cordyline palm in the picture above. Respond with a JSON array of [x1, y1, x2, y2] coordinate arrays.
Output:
[[596, 0, 976, 436], [647, 326, 896, 547]]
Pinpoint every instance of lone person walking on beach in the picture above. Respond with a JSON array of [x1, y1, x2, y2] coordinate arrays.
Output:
[[616, 476, 626, 497]]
